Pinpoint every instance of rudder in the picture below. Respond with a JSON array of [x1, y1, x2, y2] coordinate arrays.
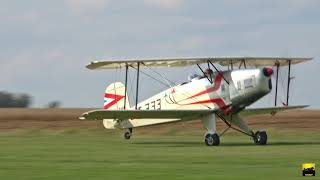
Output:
[[104, 82, 130, 110]]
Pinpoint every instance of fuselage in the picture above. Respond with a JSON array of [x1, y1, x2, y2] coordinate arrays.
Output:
[[135, 68, 272, 112], [103, 68, 273, 129]]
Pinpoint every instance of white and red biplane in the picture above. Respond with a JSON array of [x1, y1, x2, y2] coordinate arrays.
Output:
[[80, 57, 311, 146]]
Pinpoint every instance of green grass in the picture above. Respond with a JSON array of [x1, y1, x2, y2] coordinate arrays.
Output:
[[0, 129, 319, 180]]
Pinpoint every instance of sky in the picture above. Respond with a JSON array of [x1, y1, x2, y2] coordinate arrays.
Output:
[[1, 0, 320, 108]]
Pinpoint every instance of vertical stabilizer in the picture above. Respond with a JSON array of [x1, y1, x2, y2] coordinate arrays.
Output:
[[104, 82, 130, 110]]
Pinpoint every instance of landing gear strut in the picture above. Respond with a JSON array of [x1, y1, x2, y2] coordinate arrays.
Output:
[[204, 133, 220, 146], [124, 128, 133, 140], [254, 130, 267, 145]]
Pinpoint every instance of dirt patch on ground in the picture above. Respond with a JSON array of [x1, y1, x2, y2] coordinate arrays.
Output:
[[0, 108, 102, 130], [0, 108, 319, 132]]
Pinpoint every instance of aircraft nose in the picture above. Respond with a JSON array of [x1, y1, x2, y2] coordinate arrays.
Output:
[[263, 67, 273, 77]]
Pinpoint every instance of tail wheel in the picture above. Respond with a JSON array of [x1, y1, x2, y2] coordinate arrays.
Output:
[[254, 131, 267, 145], [124, 132, 131, 140], [204, 133, 220, 146]]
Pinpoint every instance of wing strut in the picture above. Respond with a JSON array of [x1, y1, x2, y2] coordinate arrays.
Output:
[[207, 62, 213, 82], [274, 62, 280, 106], [135, 62, 140, 109], [208, 60, 230, 84], [196, 64, 212, 83], [238, 59, 247, 69], [124, 63, 128, 109], [286, 60, 292, 105]]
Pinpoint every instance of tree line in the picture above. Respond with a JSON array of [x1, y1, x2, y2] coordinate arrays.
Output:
[[0, 91, 32, 108]]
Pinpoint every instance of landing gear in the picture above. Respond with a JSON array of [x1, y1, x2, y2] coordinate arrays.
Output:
[[124, 128, 133, 140], [204, 133, 220, 146], [202, 114, 219, 146], [124, 132, 131, 139], [254, 130, 267, 145]]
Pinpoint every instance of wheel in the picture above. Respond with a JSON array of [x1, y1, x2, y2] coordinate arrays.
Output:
[[124, 131, 131, 140], [204, 133, 220, 146], [254, 131, 267, 145]]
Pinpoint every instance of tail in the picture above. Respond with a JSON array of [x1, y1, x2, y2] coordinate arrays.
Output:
[[104, 82, 130, 110]]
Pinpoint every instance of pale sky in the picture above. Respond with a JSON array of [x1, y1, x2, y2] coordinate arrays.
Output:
[[1, 0, 320, 108]]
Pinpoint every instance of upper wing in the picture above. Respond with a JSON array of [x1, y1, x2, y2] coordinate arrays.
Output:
[[80, 109, 215, 120], [86, 57, 312, 70], [239, 105, 309, 117]]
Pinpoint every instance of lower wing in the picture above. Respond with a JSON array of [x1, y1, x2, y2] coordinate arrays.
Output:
[[80, 105, 308, 121], [80, 109, 216, 121], [239, 105, 309, 117]]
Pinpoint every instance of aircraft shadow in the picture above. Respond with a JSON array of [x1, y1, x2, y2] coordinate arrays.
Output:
[[132, 141, 320, 147]]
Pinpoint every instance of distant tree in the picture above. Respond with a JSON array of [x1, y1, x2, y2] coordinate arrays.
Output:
[[47, 101, 61, 108], [0, 91, 32, 108], [10, 94, 32, 107], [0, 91, 12, 107]]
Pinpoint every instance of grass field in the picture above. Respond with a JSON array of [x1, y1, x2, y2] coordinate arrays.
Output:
[[0, 128, 319, 180]]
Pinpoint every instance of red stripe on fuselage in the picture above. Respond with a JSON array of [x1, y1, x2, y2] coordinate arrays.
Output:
[[187, 98, 230, 115], [187, 98, 225, 107], [172, 73, 226, 108], [183, 72, 223, 101]]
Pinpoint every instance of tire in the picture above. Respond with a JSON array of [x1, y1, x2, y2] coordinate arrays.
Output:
[[254, 131, 267, 145], [124, 132, 131, 140], [204, 133, 220, 146]]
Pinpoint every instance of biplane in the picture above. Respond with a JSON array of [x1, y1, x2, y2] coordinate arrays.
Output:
[[80, 57, 312, 146]]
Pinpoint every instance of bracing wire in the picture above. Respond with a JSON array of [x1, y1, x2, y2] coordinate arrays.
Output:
[[142, 64, 176, 87], [130, 66, 171, 88], [124, 63, 222, 110], [144, 64, 212, 109]]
